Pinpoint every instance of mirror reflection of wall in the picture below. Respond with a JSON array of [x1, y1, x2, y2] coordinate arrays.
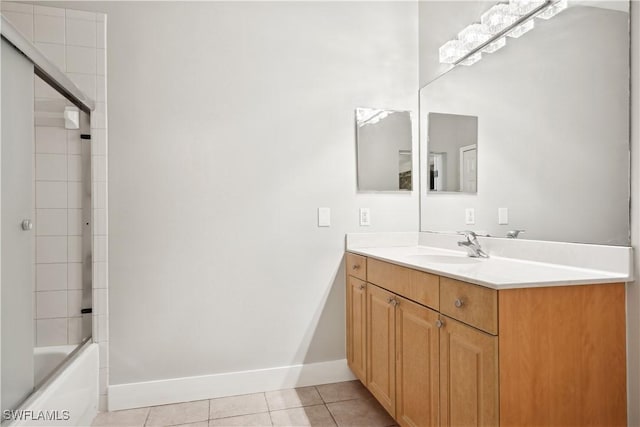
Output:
[[428, 113, 478, 193], [356, 108, 413, 191], [419, 2, 630, 245]]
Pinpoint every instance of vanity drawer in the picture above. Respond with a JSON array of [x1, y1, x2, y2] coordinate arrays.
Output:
[[346, 253, 367, 281], [440, 277, 497, 335], [367, 258, 439, 310]]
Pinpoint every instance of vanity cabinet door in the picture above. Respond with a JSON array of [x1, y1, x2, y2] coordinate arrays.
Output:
[[366, 283, 396, 417], [346, 276, 367, 383], [395, 296, 439, 427], [439, 316, 498, 427]]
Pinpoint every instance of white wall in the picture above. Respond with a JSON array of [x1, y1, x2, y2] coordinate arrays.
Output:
[[38, 1, 418, 388]]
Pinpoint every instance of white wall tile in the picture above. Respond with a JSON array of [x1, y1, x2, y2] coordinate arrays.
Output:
[[96, 75, 106, 102], [68, 236, 83, 262], [68, 317, 83, 344], [34, 5, 65, 17], [66, 9, 95, 21], [99, 341, 109, 368], [66, 18, 96, 48], [66, 46, 96, 74], [68, 154, 83, 181], [97, 315, 108, 342], [36, 263, 67, 291], [36, 290, 68, 319], [90, 102, 106, 129], [36, 209, 67, 236], [97, 49, 105, 76], [35, 42, 65, 71], [93, 262, 107, 289], [68, 209, 83, 236], [4, 12, 34, 42], [67, 182, 83, 209], [34, 14, 65, 44], [67, 130, 82, 154], [36, 153, 67, 181], [92, 155, 106, 182], [67, 72, 96, 100], [92, 129, 106, 155], [36, 126, 67, 154], [67, 290, 83, 317], [94, 208, 107, 235], [36, 318, 68, 347], [99, 367, 108, 395], [96, 20, 106, 49], [1, 2, 34, 14], [36, 181, 67, 209], [93, 182, 106, 209], [94, 289, 108, 316], [36, 236, 67, 263], [68, 263, 83, 290], [35, 75, 64, 100], [93, 236, 107, 262]]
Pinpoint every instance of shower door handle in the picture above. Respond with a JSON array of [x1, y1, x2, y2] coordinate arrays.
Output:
[[21, 219, 33, 231]]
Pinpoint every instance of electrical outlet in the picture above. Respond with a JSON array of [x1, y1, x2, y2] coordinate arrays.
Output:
[[465, 208, 475, 225], [359, 208, 371, 226], [498, 207, 509, 225]]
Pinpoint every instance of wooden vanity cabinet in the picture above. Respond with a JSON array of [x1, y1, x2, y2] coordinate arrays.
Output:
[[345, 252, 627, 427]]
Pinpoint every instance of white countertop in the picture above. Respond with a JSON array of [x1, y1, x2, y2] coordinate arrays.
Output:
[[347, 243, 631, 290]]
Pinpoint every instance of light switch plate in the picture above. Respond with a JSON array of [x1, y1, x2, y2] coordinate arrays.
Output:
[[359, 208, 371, 226], [498, 207, 509, 225], [465, 208, 475, 225], [318, 207, 331, 227]]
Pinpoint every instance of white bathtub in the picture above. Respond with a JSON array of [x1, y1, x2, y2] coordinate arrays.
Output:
[[6, 342, 98, 427]]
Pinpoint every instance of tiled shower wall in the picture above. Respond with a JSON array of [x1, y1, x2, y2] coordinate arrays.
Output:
[[1, 2, 109, 410]]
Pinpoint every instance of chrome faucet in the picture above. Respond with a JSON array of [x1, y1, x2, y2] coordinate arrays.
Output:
[[457, 231, 489, 258], [507, 229, 525, 238]]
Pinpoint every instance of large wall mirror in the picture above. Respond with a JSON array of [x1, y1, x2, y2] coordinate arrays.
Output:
[[356, 108, 413, 192], [419, 1, 630, 245]]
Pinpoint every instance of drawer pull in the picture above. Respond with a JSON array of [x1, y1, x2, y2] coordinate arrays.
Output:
[[358, 283, 366, 290], [435, 319, 445, 328], [454, 298, 465, 308], [352, 264, 360, 270], [387, 297, 399, 307]]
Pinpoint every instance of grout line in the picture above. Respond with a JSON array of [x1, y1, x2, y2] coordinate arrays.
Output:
[[324, 403, 340, 427]]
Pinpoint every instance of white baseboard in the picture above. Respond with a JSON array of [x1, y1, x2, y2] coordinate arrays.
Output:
[[108, 358, 356, 411]]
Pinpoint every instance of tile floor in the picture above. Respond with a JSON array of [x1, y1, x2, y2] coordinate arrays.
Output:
[[91, 380, 398, 427]]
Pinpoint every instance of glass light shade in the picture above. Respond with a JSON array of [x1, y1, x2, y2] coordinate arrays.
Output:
[[509, 0, 546, 16], [458, 24, 492, 51], [481, 4, 519, 34], [460, 52, 482, 66], [507, 19, 535, 38], [537, 0, 567, 19], [482, 37, 506, 53], [439, 40, 468, 64]]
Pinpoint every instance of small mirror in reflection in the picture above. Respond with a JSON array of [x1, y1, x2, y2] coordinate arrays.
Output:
[[356, 107, 413, 192], [427, 112, 478, 193]]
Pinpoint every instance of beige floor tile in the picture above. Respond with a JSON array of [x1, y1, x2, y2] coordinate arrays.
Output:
[[270, 405, 336, 427], [316, 381, 370, 403], [209, 393, 268, 419], [265, 386, 324, 411], [326, 398, 395, 427], [209, 412, 272, 426], [92, 407, 150, 426], [145, 400, 209, 426], [175, 422, 209, 427]]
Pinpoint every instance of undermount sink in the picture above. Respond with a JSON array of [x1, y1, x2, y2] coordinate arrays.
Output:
[[406, 254, 482, 265]]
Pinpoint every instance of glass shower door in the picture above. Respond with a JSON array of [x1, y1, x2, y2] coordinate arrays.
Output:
[[1, 38, 36, 414]]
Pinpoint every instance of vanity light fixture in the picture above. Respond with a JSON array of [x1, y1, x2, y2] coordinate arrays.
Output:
[[438, 0, 568, 67]]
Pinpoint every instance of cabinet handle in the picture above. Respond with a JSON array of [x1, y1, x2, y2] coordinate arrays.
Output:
[[358, 283, 366, 290], [387, 297, 399, 307], [352, 264, 360, 270], [435, 319, 445, 328], [454, 298, 464, 308]]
